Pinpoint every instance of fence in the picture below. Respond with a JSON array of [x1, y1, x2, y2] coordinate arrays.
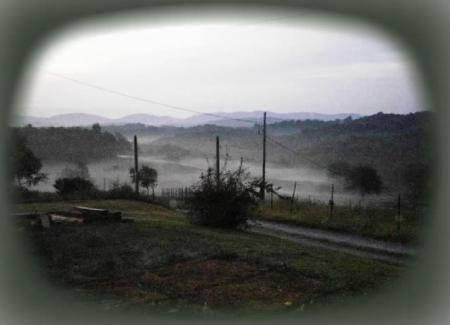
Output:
[[160, 187, 193, 201]]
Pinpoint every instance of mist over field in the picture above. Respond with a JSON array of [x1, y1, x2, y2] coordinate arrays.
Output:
[[14, 14, 427, 209], [29, 153, 393, 206], [15, 110, 428, 210], [8, 13, 432, 315]]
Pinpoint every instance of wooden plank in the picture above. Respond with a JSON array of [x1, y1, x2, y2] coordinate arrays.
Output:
[[73, 206, 108, 214], [11, 213, 39, 219], [49, 214, 83, 224], [73, 206, 122, 222]]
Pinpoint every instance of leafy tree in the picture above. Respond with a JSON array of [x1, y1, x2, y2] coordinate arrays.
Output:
[[345, 165, 383, 198], [130, 165, 158, 199], [11, 132, 47, 187], [327, 161, 352, 178], [140, 166, 158, 199], [54, 177, 95, 197], [92, 123, 102, 134]]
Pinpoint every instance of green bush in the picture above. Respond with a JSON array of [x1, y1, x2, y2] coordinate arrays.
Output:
[[188, 166, 260, 229], [54, 177, 96, 198], [107, 183, 136, 199]]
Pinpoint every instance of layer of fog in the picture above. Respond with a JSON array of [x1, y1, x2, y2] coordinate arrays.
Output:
[[31, 155, 395, 206]]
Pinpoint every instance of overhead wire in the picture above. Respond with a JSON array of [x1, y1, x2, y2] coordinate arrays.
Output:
[[47, 71, 331, 171], [47, 71, 262, 126], [266, 131, 405, 195], [47, 71, 402, 194]]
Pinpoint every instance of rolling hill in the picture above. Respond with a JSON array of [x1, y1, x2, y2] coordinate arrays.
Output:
[[14, 111, 361, 127]]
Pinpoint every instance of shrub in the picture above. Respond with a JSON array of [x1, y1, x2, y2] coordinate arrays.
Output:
[[188, 166, 260, 229], [345, 165, 383, 198], [54, 177, 96, 197], [107, 183, 136, 199]]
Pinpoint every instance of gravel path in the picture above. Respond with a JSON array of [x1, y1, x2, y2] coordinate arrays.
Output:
[[247, 220, 416, 265]]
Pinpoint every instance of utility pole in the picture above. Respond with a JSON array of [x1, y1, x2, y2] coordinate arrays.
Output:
[[216, 136, 220, 184], [261, 111, 267, 200], [134, 135, 139, 195]]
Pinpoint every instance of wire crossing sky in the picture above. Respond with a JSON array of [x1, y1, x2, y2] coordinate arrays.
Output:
[[20, 13, 425, 118]]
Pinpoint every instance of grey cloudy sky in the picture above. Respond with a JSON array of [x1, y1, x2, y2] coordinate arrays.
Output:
[[19, 12, 425, 118]]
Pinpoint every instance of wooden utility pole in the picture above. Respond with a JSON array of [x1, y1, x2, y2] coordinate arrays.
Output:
[[261, 112, 267, 200], [216, 136, 220, 183], [134, 135, 139, 194]]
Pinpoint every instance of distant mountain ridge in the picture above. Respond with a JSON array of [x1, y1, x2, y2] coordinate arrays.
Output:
[[15, 111, 362, 127]]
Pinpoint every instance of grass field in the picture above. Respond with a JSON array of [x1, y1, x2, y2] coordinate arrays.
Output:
[[255, 199, 422, 243], [16, 199, 404, 316]]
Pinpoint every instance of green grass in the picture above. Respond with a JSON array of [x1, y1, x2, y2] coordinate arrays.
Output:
[[255, 199, 422, 243], [17, 199, 403, 316]]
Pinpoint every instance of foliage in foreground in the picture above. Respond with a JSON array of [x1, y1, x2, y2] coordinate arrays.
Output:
[[17, 199, 402, 314], [188, 165, 261, 229], [10, 130, 47, 187]]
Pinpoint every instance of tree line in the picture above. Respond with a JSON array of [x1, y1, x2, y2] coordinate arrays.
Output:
[[14, 123, 131, 162]]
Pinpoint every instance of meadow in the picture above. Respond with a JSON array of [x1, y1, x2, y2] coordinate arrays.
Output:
[[16, 199, 403, 316], [255, 199, 422, 243]]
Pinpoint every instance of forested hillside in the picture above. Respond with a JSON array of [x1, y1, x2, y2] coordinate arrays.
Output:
[[271, 112, 429, 192], [126, 112, 429, 193], [15, 124, 131, 162], [14, 112, 429, 196]]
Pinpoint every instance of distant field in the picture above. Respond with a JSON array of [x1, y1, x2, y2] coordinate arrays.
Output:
[[30, 155, 392, 206], [16, 200, 403, 316], [255, 200, 422, 244]]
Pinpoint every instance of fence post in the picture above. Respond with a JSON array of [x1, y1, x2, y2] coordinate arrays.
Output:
[[329, 184, 334, 219], [290, 182, 297, 214]]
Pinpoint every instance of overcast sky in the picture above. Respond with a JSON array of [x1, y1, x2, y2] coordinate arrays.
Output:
[[19, 13, 425, 118]]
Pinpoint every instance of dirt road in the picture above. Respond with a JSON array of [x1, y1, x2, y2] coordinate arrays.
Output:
[[247, 220, 416, 265]]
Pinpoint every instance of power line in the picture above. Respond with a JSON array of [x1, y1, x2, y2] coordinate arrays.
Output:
[[46, 73, 310, 127], [266, 134, 406, 194], [48, 71, 404, 193], [47, 71, 262, 126], [266, 134, 328, 170], [47, 72, 305, 127]]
